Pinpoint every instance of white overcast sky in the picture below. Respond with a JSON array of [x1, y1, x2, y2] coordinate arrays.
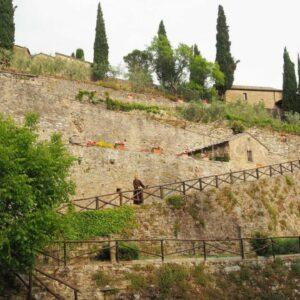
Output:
[[14, 0, 300, 88]]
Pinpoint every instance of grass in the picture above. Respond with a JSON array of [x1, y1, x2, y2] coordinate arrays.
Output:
[[165, 195, 184, 210], [178, 100, 300, 135]]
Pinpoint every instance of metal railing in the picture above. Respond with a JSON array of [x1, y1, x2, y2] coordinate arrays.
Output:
[[40, 236, 300, 266], [59, 160, 300, 212]]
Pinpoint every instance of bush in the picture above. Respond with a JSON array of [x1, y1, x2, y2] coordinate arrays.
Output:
[[291, 259, 300, 276], [96, 242, 140, 261], [165, 195, 184, 209], [0, 48, 13, 67], [156, 264, 191, 299], [272, 238, 299, 255], [126, 273, 148, 291], [250, 232, 272, 256], [105, 96, 160, 114], [92, 270, 112, 287], [177, 82, 204, 101], [61, 206, 136, 240], [230, 120, 245, 134]]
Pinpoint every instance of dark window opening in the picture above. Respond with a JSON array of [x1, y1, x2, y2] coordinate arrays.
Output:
[[247, 150, 253, 162]]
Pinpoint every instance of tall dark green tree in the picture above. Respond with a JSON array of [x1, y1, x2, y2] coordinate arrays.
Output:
[[0, 0, 15, 50], [93, 2, 109, 80], [215, 5, 237, 96], [193, 44, 200, 56], [151, 20, 175, 89], [298, 54, 300, 92], [282, 48, 298, 112]]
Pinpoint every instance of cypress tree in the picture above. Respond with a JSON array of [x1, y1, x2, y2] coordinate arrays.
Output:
[[282, 48, 298, 112], [75, 48, 85, 60], [154, 20, 175, 89], [298, 54, 300, 92], [215, 5, 237, 96], [0, 0, 15, 50], [193, 44, 200, 57], [93, 2, 109, 80]]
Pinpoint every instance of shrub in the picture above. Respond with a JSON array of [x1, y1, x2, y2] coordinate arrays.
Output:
[[165, 195, 184, 209], [92, 270, 112, 287], [0, 48, 13, 67], [291, 259, 300, 276], [250, 232, 272, 256], [61, 206, 136, 240], [96, 242, 140, 261], [126, 273, 148, 291], [272, 238, 299, 255], [285, 175, 294, 186], [230, 120, 245, 134], [105, 96, 160, 114], [75, 90, 97, 102], [192, 265, 207, 286], [156, 264, 191, 299]]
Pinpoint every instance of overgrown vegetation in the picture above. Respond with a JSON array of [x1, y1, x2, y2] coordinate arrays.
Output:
[[96, 242, 139, 261], [61, 206, 136, 240], [124, 260, 300, 299], [178, 100, 300, 134], [165, 195, 184, 210], [0, 113, 75, 289]]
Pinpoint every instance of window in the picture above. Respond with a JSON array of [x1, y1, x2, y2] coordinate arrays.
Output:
[[247, 150, 253, 162], [243, 93, 248, 101]]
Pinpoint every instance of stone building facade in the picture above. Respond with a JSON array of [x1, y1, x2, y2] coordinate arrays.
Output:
[[225, 85, 282, 110]]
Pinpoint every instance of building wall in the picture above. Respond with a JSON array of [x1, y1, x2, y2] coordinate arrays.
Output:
[[225, 89, 282, 109], [229, 135, 270, 167]]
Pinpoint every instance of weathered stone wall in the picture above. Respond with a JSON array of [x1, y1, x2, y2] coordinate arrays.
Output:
[[0, 71, 299, 198]]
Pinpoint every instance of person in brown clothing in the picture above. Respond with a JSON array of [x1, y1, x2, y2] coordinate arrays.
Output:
[[133, 176, 146, 205]]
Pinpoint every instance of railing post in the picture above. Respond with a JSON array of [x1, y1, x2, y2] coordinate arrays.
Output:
[[291, 162, 294, 173], [230, 171, 234, 184], [256, 168, 259, 179], [182, 182, 186, 195], [270, 238, 275, 260], [116, 241, 120, 263], [280, 164, 283, 175], [199, 179, 203, 191], [240, 238, 245, 260], [298, 236, 300, 253], [215, 176, 219, 188], [95, 197, 99, 210], [63, 241, 67, 267], [160, 186, 164, 199], [160, 240, 165, 262], [269, 166, 272, 177], [243, 170, 246, 182], [74, 290, 78, 300], [192, 241, 196, 256], [203, 241, 207, 261], [117, 189, 123, 206], [27, 271, 33, 300]]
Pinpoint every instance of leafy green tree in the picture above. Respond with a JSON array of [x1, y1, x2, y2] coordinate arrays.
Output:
[[282, 48, 298, 112], [193, 44, 200, 56], [215, 5, 237, 96], [75, 48, 85, 60], [0, 0, 15, 50], [93, 2, 109, 80], [150, 20, 176, 89], [0, 114, 75, 279]]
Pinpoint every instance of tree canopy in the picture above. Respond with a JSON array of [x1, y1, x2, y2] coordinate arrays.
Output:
[[0, 0, 15, 50], [75, 48, 85, 60], [0, 114, 75, 277], [93, 2, 109, 80], [215, 5, 237, 96]]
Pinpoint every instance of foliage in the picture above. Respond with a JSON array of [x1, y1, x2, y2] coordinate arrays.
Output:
[[192, 265, 208, 286], [96, 242, 139, 261], [123, 49, 152, 75], [105, 95, 161, 114], [178, 100, 300, 135], [61, 206, 135, 240], [149, 21, 176, 89], [231, 120, 245, 134], [250, 232, 272, 256], [0, 114, 75, 275], [291, 259, 300, 276], [285, 175, 294, 186], [156, 263, 191, 299], [75, 48, 85, 60], [10, 53, 91, 81], [96, 140, 114, 149], [165, 195, 184, 210], [75, 90, 100, 104], [284, 111, 300, 124], [126, 272, 148, 291], [92, 270, 113, 287], [93, 2, 109, 80], [215, 5, 237, 96], [282, 48, 299, 113], [0, 0, 15, 50], [0, 48, 13, 67], [211, 153, 230, 162]]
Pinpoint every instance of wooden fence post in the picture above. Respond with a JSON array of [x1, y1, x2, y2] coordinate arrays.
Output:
[[116, 241, 120, 263], [240, 238, 245, 260], [269, 166, 273, 177], [63, 241, 67, 267], [256, 169, 260, 179], [161, 240, 165, 262], [182, 182, 186, 195], [203, 241, 207, 261], [27, 271, 33, 300], [199, 179, 203, 191], [230, 172, 234, 184], [270, 238, 275, 260], [291, 162, 294, 173], [160, 186, 164, 199], [215, 176, 219, 188], [243, 170, 246, 182], [192, 242, 196, 256], [117, 189, 123, 206], [280, 164, 283, 175], [95, 197, 99, 210]]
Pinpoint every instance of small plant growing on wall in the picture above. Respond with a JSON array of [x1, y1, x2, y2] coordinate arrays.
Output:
[[165, 195, 184, 209]]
